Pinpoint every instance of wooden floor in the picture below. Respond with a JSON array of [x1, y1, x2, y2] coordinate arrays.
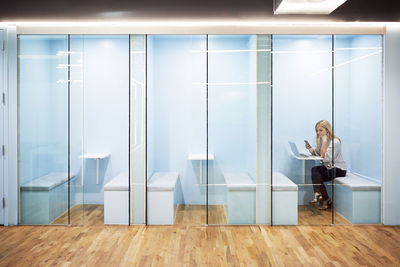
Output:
[[298, 205, 349, 225], [1, 224, 399, 266], [51, 204, 347, 226], [52, 204, 104, 226], [175, 205, 227, 225]]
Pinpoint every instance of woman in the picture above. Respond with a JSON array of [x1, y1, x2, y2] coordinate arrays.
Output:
[[306, 120, 346, 210]]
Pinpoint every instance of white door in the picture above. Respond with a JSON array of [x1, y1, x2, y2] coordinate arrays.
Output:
[[0, 29, 4, 225]]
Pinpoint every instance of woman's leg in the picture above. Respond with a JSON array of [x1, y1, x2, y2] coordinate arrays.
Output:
[[311, 165, 328, 199], [320, 168, 343, 200]]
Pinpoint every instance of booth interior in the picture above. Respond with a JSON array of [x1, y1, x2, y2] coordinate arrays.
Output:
[[17, 34, 382, 226], [19, 35, 129, 225], [272, 34, 382, 225]]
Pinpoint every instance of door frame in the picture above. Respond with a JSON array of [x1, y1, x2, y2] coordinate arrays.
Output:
[[0, 29, 4, 225]]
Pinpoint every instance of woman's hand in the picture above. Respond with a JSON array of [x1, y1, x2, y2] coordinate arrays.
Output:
[[322, 135, 328, 143], [305, 143, 314, 154]]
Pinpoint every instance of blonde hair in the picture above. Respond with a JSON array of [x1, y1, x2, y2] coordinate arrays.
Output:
[[315, 120, 340, 148]]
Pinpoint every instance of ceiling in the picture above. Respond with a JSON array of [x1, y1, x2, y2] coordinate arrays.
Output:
[[0, 0, 399, 22]]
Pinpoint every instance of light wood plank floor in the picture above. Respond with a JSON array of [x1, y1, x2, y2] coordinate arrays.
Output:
[[175, 205, 227, 225], [51, 204, 348, 226], [1, 224, 399, 266], [298, 205, 349, 225], [52, 204, 104, 226]]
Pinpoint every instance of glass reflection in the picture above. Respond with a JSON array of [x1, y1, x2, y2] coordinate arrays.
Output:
[[19, 35, 69, 224], [272, 35, 333, 225], [333, 35, 382, 224], [207, 35, 271, 224]]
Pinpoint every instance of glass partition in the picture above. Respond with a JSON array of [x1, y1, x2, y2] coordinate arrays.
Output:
[[67, 35, 85, 224], [81, 35, 129, 225], [19, 35, 70, 224], [130, 35, 146, 224], [207, 35, 271, 224], [272, 35, 334, 225], [17, 33, 384, 226], [333, 35, 383, 224], [18, 34, 130, 225], [146, 35, 207, 225]]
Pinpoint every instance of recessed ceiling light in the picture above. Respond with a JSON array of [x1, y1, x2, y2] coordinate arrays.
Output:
[[273, 0, 347, 15]]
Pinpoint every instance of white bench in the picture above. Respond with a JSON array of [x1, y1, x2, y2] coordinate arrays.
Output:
[[334, 173, 381, 224], [20, 172, 76, 224], [272, 172, 298, 225], [147, 172, 180, 225], [223, 172, 298, 225], [104, 173, 129, 225], [224, 173, 256, 224]]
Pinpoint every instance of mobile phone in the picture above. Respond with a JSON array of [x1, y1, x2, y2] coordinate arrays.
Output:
[[304, 140, 311, 147]]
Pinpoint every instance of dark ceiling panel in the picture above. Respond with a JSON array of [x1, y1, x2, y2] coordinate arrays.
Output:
[[0, 0, 399, 21]]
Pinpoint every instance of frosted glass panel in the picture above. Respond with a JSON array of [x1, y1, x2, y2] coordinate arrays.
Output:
[[333, 35, 382, 224], [272, 35, 333, 225], [19, 35, 69, 224], [147, 35, 207, 225], [208, 35, 271, 225], [130, 35, 146, 224]]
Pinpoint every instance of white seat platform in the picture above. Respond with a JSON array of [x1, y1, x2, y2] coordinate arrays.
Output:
[[20, 172, 76, 224], [223, 173, 256, 224], [147, 172, 180, 225], [104, 173, 129, 225], [272, 172, 298, 225], [223, 172, 298, 225], [334, 173, 381, 224]]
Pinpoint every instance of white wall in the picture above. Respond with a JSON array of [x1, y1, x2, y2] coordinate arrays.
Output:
[[384, 25, 400, 225]]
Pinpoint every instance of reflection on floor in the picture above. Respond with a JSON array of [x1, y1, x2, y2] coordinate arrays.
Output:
[[298, 205, 349, 225], [52, 204, 104, 226], [174, 205, 227, 225], [51, 204, 348, 226]]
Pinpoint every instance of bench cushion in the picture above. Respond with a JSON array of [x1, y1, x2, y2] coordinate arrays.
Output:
[[272, 172, 298, 192], [147, 172, 179, 192], [104, 173, 129, 191], [20, 172, 75, 191], [335, 173, 381, 191], [224, 173, 255, 191]]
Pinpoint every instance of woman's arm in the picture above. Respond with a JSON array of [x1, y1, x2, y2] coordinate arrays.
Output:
[[320, 135, 328, 158]]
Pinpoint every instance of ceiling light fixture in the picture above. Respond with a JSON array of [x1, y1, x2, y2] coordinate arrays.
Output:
[[273, 0, 348, 15]]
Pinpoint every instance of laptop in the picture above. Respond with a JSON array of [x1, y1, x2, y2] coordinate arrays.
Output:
[[288, 141, 310, 157]]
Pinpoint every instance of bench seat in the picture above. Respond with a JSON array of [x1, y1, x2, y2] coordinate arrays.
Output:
[[104, 173, 129, 224], [272, 172, 298, 225], [147, 172, 180, 225], [147, 172, 179, 192], [21, 172, 72, 191], [223, 173, 256, 224], [104, 173, 128, 191], [20, 172, 76, 224], [334, 173, 381, 224]]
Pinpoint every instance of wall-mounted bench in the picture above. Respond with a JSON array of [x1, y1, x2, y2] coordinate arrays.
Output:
[[20, 172, 76, 224], [147, 172, 180, 225], [224, 173, 256, 224], [223, 172, 298, 225], [104, 173, 129, 225], [272, 172, 298, 225], [334, 173, 381, 224]]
